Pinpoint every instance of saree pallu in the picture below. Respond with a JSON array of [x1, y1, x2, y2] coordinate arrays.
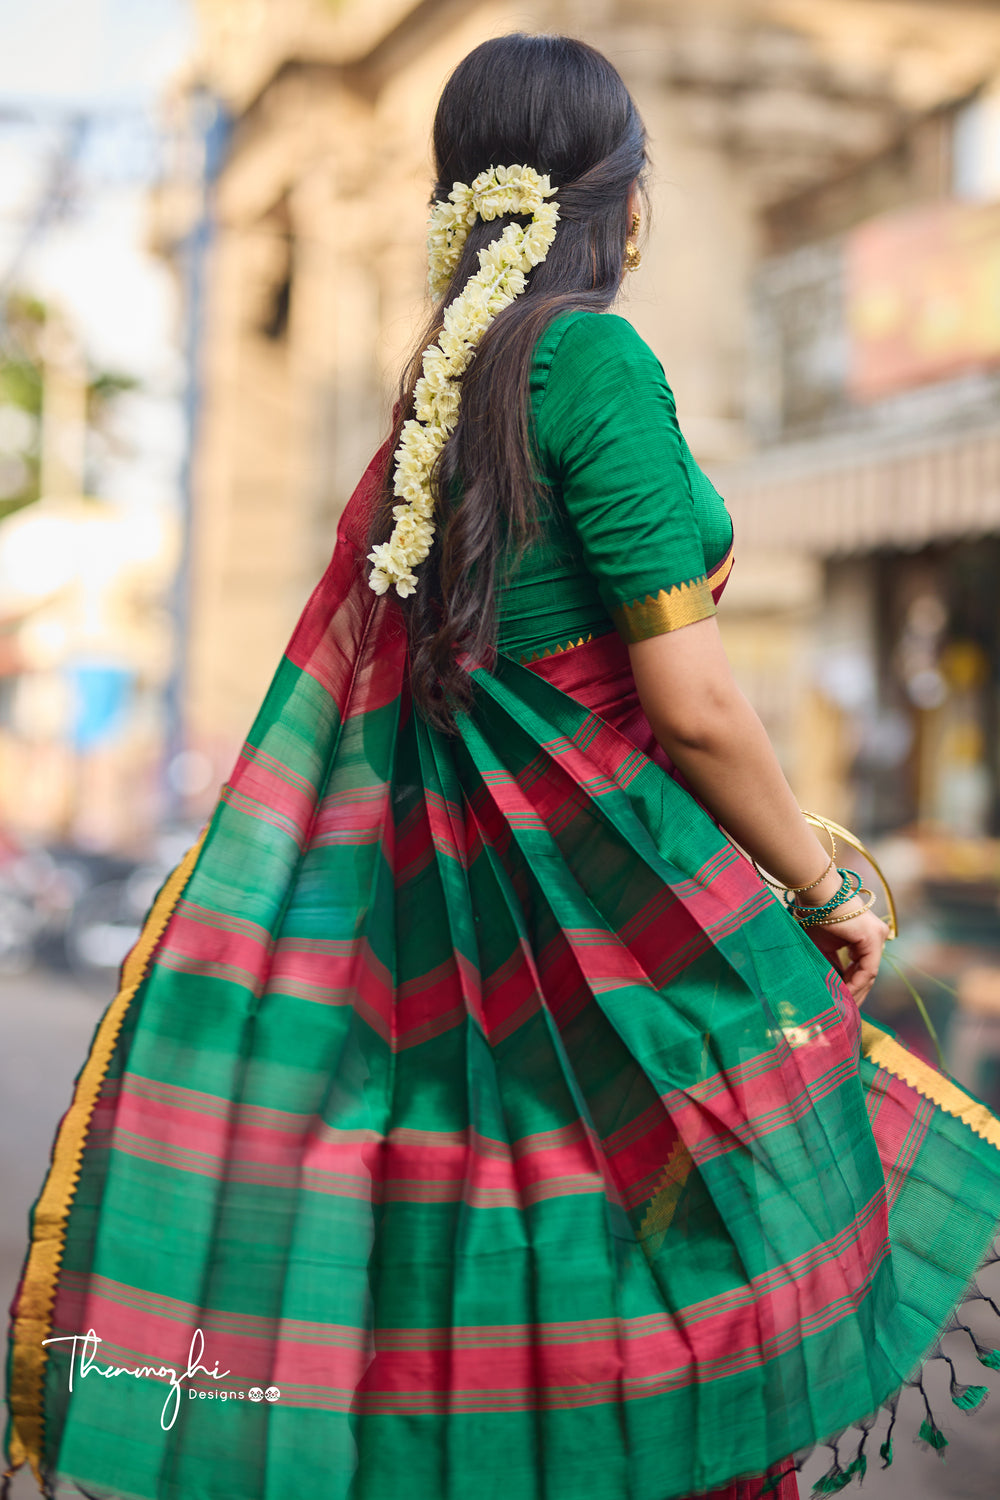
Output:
[[6, 442, 1000, 1500]]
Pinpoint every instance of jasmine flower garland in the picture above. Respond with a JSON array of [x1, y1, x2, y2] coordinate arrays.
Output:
[[367, 165, 559, 599]]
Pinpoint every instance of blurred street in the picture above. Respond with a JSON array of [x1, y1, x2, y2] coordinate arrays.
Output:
[[0, 966, 104, 1499], [0, 966, 104, 1328], [2, 960, 1000, 1500]]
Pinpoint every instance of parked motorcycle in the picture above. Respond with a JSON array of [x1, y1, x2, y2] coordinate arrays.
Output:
[[63, 825, 202, 992], [0, 824, 202, 990]]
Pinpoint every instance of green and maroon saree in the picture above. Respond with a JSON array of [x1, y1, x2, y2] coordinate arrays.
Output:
[[5, 435, 1000, 1500], [7, 308, 1000, 1500]]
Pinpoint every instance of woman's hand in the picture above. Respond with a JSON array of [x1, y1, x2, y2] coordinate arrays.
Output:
[[801, 909, 890, 1005]]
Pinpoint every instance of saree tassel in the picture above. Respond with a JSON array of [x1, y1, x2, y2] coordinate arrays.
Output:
[[954, 1317, 1000, 1369], [854, 1416, 875, 1454], [809, 1426, 870, 1495], [917, 1419, 948, 1453], [879, 1393, 899, 1467], [852, 1423, 872, 1478], [938, 1352, 990, 1411], [916, 1376, 948, 1454], [951, 1380, 990, 1412], [810, 1454, 867, 1495], [810, 1435, 844, 1496], [973, 1344, 1000, 1371], [810, 1473, 848, 1495]]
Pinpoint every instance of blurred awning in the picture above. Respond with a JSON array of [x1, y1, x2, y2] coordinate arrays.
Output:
[[716, 421, 1000, 556]]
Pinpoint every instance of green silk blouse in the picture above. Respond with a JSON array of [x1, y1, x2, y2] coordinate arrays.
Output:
[[495, 310, 734, 664]]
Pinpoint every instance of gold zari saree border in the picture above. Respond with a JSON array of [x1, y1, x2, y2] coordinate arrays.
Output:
[[861, 1019, 1000, 1149], [706, 548, 734, 591], [5, 833, 206, 1488], [518, 633, 595, 666]]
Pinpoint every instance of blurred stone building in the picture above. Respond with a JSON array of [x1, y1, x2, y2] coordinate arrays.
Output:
[[153, 0, 1000, 845], [734, 87, 1000, 843]]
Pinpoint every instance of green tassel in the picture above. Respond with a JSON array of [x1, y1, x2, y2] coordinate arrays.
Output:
[[811, 1472, 851, 1494], [918, 1418, 948, 1452], [879, 1438, 893, 1467], [810, 1456, 866, 1495], [975, 1345, 1000, 1371], [952, 1381, 989, 1411]]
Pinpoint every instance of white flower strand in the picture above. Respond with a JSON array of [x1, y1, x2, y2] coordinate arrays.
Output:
[[367, 165, 559, 599], [426, 163, 557, 300]]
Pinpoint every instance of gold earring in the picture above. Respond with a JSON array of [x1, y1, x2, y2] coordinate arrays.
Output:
[[624, 210, 641, 272]]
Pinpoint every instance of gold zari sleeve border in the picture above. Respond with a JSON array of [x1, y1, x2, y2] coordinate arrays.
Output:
[[5, 831, 206, 1491], [612, 575, 717, 642]]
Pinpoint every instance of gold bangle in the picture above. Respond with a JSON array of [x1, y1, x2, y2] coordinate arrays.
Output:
[[793, 888, 876, 927], [801, 812, 898, 940]]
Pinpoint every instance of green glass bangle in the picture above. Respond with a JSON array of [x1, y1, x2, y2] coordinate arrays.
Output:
[[786, 867, 861, 919], [793, 888, 876, 927]]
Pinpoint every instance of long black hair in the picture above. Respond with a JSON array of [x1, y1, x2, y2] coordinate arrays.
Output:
[[371, 32, 648, 729]]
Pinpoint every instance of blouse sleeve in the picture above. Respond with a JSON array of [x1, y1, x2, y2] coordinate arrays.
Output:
[[533, 311, 718, 643]]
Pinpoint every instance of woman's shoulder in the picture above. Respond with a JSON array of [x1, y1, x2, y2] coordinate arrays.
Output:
[[532, 310, 672, 404], [536, 307, 661, 359]]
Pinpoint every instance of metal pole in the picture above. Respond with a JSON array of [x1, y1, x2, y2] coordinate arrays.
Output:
[[161, 87, 229, 823]]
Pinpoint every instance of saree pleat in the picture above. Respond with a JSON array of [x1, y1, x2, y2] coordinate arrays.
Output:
[[6, 445, 1000, 1500]]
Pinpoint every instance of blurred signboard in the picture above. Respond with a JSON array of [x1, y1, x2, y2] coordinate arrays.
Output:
[[846, 200, 1000, 401]]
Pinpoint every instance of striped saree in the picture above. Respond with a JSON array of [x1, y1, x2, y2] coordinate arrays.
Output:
[[6, 441, 1000, 1500]]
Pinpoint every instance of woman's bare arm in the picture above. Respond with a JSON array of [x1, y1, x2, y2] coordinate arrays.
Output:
[[628, 614, 889, 1001]]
